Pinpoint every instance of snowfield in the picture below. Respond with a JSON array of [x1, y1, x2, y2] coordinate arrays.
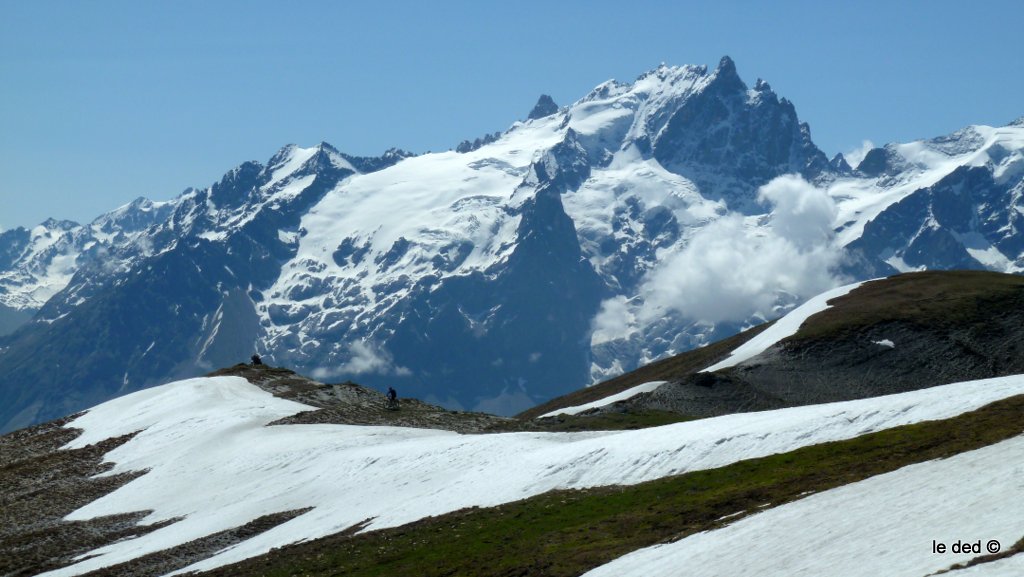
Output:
[[582, 434, 1024, 577], [44, 373, 1024, 576]]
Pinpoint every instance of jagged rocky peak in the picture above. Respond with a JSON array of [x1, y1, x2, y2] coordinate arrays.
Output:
[[341, 147, 416, 173], [647, 55, 830, 208], [37, 217, 80, 230], [580, 79, 629, 103], [856, 146, 905, 177], [921, 126, 989, 157], [456, 132, 503, 154], [527, 94, 559, 120], [635, 61, 707, 84], [530, 128, 590, 190], [380, 147, 414, 162], [295, 142, 357, 177], [310, 141, 344, 165], [830, 153, 853, 174], [261, 142, 358, 183], [317, 141, 340, 154], [268, 143, 304, 166], [27, 219, 82, 243], [621, 57, 753, 107], [705, 56, 784, 109], [209, 160, 263, 207], [710, 54, 744, 92]]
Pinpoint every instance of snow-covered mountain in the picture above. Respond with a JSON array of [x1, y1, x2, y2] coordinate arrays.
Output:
[[0, 198, 177, 333], [5, 276, 1024, 576], [1, 57, 1023, 433], [839, 120, 1024, 274]]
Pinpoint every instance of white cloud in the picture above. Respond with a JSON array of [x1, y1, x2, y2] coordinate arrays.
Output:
[[590, 295, 637, 345], [757, 174, 838, 251], [595, 175, 848, 329], [312, 341, 411, 379]]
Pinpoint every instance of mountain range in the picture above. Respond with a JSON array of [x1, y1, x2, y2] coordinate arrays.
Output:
[[2, 56, 1023, 432], [3, 270, 1023, 576]]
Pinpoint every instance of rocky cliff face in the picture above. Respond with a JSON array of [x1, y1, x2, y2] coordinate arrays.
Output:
[[651, 57, 830, 210]]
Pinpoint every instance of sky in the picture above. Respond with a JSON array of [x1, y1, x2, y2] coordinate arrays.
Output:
[[1, 0, 1022, 230]]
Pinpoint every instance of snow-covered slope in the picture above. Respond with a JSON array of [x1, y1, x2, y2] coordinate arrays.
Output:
[[538, 379, 668, 418], [583, 434, 1024, 577], [42, 372, 1024, 576]]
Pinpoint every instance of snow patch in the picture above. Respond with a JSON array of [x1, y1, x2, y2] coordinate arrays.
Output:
[[701, 280, 868, 372], [539, 381, 667, 418]]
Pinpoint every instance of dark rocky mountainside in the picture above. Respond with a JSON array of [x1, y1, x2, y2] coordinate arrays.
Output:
[[533, 270, 1024, 420], [209, 364, 536, 433], [651, 57, 831, 211]]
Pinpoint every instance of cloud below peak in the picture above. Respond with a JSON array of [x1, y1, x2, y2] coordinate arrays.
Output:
[[596, 174, 848, 330]]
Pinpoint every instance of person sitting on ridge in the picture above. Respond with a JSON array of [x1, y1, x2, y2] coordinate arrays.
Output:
[[251, 354, 263, 366]]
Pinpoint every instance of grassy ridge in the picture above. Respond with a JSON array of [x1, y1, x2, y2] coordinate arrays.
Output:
[[202, 394, 1024, 577], [791, 270, 1024, 343], [518, 322, 774, 420], [522, 271, 1024, 422]]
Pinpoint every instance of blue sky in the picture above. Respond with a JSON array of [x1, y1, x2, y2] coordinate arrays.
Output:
[[1, 0, 1021, 229]]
